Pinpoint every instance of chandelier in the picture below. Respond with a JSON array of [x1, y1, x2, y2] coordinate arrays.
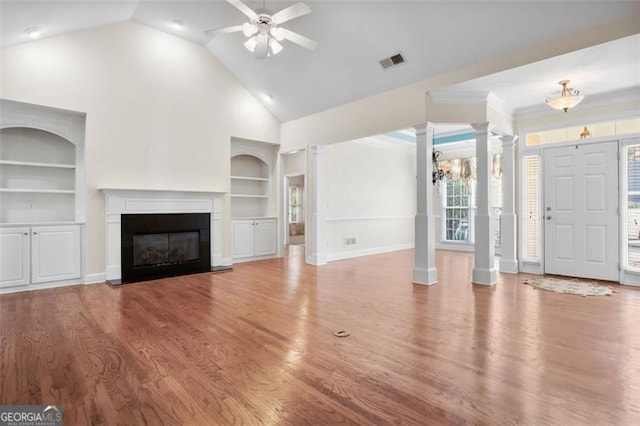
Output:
[[432, 149, 451, 184], [546, 80, 584, 113]]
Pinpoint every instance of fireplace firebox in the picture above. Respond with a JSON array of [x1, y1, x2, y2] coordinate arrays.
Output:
[[120, 213, 211, 283]]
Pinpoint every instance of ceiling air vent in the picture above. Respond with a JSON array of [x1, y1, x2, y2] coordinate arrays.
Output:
[[379, 53, 406, 70]]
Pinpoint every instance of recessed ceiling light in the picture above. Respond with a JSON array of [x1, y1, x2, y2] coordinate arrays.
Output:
[[171, 20, 184, 30], [24, 27, 41, 39], [263, 93, 274, 102]]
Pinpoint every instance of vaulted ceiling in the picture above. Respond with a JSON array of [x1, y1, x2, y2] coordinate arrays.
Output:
[[2, 1, 639, 122]]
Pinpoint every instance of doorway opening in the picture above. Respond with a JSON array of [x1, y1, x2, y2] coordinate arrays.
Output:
[[287, 175, 305, 246]]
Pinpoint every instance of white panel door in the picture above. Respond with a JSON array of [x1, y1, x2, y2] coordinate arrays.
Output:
[[254, 219, 277, 257], [31, 225, 81, 284], [0, 227, 30, 288], [544, 141, 619, 280], [232, 220, 255, 259]]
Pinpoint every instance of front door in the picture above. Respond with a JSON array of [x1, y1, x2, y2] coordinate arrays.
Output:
[[544, 141, 619, 281]]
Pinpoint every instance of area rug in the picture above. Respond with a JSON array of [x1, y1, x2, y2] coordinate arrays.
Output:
[[523, 277, 615, 297]]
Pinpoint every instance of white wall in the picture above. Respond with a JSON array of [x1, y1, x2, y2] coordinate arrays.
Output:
[[1, 22, 280, 275], [323, 139, 416, 261]]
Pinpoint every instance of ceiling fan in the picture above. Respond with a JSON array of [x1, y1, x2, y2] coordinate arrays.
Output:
[[205, 0, 318, 59]]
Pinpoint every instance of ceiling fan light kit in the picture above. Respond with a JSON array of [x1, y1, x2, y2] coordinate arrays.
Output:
[[205, 0, 317, 59]]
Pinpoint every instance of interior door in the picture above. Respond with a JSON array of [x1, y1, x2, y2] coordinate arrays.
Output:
[[544, 141, 619, 281]]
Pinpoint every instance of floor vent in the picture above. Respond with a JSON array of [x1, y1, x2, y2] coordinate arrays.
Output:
[[379, 52, 406, 69]]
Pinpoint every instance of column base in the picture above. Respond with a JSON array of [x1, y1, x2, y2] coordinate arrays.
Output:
[[413, 267, 438, 286], [306, 254, 327, 266], [472, 267, 497, 285], [499, 258, 519, 274]]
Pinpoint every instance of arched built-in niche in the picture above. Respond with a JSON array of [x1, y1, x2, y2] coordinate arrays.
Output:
[[230, 154, 269, 218], [0, 127, 79, 223]]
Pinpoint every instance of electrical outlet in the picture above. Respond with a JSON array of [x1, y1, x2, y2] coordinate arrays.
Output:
[[343, 237, 357, 246]]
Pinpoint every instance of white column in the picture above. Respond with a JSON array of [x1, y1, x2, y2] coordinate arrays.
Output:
[[471, 122, 497, 285], [306, 145, 327, 265], [499, 135, 519, 273], [413, 123, 438, 285]]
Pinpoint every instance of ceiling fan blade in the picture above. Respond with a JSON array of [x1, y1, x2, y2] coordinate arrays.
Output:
[[226, 0, 258, 21], [204, 25, 244, 37], [279, 28, 318, 50], [271, 2, 311, 25], [254, 34, 269, 59]]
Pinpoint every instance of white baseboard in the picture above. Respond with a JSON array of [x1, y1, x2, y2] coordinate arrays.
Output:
[[306, 254, 327, 265], [620, 270, 640, 286], [0, 279, 84, 295], [232, 255, 277, 264], [499, 258, 519, 274], [327, 242, 414, 262], [85, 273, 106, 284], [221, 257, 233, 267]]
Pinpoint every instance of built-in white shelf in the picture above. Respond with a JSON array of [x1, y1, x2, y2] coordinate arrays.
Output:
[[0, 160, 75, 169], [230, 194, 268, 198], [0, 188, 75, 194], [231, 175, 268, 182]]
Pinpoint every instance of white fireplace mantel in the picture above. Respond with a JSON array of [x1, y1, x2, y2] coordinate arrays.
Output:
[[100, 188, 225, 281]]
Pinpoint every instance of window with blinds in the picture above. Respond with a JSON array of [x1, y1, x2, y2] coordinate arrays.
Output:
[[627, 145, 640, 270], [523, 155, 540, 262]]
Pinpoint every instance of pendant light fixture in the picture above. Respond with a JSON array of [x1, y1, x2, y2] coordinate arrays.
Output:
[[546, 80, 585, 113]]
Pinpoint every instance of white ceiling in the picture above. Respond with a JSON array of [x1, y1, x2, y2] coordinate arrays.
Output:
[[431, 33, 640, 116], [2, 1, 640, 123]]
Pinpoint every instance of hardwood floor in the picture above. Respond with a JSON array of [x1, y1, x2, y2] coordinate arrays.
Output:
[[1, 247, 639, 425]]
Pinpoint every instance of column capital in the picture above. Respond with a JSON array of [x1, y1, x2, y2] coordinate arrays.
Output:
[[471, 122, 491, 135], [500, 134, 518, 147], [413, 122, 435, 135], [309, 145, 325, 157]]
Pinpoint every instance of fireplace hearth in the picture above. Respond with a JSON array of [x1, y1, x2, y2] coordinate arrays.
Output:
[[119, 213, 211, 283]]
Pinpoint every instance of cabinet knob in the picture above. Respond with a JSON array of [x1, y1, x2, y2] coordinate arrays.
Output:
[[24, 232, 28, 236], [32, 232, 37, 235]]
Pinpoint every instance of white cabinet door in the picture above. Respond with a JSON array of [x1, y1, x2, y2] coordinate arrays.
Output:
[[232, 220, 255, 259], [254, 219, 277, 257], [0, 227, 30, 288], [31, 225, 81, 284]]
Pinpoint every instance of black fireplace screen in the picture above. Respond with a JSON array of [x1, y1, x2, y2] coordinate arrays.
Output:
[[121, 213, 211, 283], [133, 231, 200, 266]]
